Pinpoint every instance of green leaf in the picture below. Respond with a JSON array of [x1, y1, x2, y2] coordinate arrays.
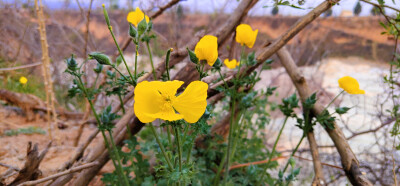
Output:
[[335, 107, 351, 114], [116, 55, 122, 67], [379, 21, 387, 29], [304, 92, 317, 109], [186, 48, 199, 64]]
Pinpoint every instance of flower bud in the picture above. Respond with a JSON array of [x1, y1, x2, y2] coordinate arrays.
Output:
[[289, 157, 296, 167], [67, 54, 78, 71], [129, 23, 137, 38], [102, 4, 111, 26], [137, 18, 148, 36], [213, 58, 222, 70], [93, 63, 104, 74], [89, 52, 112, 66], [147, 20, 153, 32]]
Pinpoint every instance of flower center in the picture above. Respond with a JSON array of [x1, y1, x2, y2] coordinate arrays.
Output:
[[158, 90, 176, 112]]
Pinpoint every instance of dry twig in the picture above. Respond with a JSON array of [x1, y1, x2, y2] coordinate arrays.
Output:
[[17, 162, 99, 186], [34, 0, 58, 140], [8, 142, 52, 186]]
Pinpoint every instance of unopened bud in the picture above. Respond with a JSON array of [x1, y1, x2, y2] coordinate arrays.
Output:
[[129, 23, 137, 38], [89, 52, 112, 66], [67, 54, 78, 71]]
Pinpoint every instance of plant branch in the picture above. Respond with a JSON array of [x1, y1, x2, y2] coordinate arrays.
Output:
[[17, 162, 99, 186]]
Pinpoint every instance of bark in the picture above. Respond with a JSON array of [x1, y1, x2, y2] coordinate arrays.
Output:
[[306, 131, 326, 185], [0, 89, 83, 120]]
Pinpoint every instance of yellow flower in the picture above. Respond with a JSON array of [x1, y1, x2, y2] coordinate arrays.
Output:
[[134, 80, 208, 123], [194, 35, 218, 66], [19, 76, 27, 85], [338, 76, 365, 94], [127, 7, 149, 27], [224, 59, 239, 69], [235, 24, 258, 48]]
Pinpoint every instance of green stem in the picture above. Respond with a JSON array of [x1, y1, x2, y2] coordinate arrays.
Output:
[[324, 90, 344, 111], [118, 94, 131, 140], [236, 46, 245, 79], [112, 66, 132, 84], [279, 108, 311, 185], [223, 99, 236, 185], [134, 43, 139, 79], [118, 94, 126, 114], [149, 122, 174, 171], [165, 48, 173, 81], [106, 25, 136, 86], [91, 73, 100, 89], [186, 136, 195, 163], [107, 129, 130, 186], [259, 116, 289, 183], [217, 69, 229, 89], [167, 127, 172, 149], [281, 135, 305, 174], [213, 148, 228, 186], [222, 45, 246, 185], [182, 123, 190, 142], [173, 125, 183, 173], [146, 41, 157, 80], [227, 110, 246, 166], [76, 76, 127, 185]]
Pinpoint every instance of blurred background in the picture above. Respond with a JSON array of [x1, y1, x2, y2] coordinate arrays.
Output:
[[0, 0, 398, 185]]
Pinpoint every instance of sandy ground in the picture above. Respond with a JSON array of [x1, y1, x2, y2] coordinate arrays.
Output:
[[0, 108, 111, 185]]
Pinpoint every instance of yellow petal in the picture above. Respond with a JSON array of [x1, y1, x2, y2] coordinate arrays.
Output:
[[224, 59, 237, 69], [338, 76, 365, 94], [134, 81, 184, 123], [194, 35, 218, 66], [235, 24, 258, 48], [134, 81, 162, 123], [19, 76, 27, 84], [127, 7, 149, 27], [174, 81, 208, 123]]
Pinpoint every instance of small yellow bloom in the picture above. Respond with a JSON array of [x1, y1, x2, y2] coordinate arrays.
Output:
[[224, 59, 239, 69], [19, 76, 27, 85], [338, 76, 365, 94], [127, 7, 149, 27], [194, 35, 218, 66], [235, 24, 258, 48], [134, 80, 208, 123]]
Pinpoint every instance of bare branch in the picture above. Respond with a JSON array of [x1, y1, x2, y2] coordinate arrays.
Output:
[[17, 162, 99, 186], [359, 0, 400, 13], [0, 62, 42, 72]]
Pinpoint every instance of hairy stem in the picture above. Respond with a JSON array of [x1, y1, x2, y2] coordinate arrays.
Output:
[[149, 123, 174, 171], [146, 41, 157, 80], [259, 116, 289, 183]]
